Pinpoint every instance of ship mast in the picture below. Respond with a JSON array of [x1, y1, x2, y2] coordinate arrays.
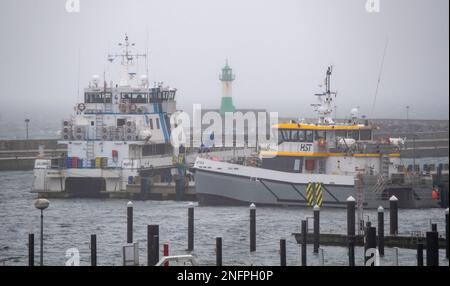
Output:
[[107, 34, 147, 87], [312, 66, 337, 124]]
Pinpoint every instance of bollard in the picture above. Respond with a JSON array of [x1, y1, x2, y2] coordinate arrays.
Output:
[[364, 226, 377, 266], [417, 243, 424, 266], [301, 220, 307, 266], [313, 204, 320, 253], [187, 203, 194, 251], [127, 201, 133, 243], [147, 225, 159, 266], [90, 234, 97, 266], [393, 247, 399, 266], [426, 231, 439, 266], [377, 206, 385, 256], [319, 248, 325, 266], [163, 243, 169, 266], [346, 196, 356, 266], [446, 208, 449, 259], [280, 239, 286, 266], [250, 203, 256, 252], [216, 237, 222, 266], [28, 233, 34, 266], [389, 196, 398, 236]]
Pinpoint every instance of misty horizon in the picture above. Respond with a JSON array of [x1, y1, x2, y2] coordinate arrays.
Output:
[[0, 0, 449, 129]]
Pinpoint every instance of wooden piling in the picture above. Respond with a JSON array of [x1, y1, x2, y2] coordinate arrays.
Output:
[[426, 231, 439, 266], [377, 206, 385, 256], [347, 196, 356, 266], [313, 205, 320, 253], [389, 196, 398, 236], [417, 243, 424, 266], [147, 225, 159, 266], [216, 237, 222, 266], [250, 203, 256, 252], [364, 226, 377, 266], [127, 201, 133, 243], [280, 239, 286, 266], [301, 220, 307, 266], [188, 203, 194, 251], [90, 234, 97, 266], [28, 233, 34, 266]]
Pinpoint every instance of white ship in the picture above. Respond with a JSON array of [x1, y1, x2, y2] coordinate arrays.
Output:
[[193, 66, 442, 209], [31, 35, 183, 197]]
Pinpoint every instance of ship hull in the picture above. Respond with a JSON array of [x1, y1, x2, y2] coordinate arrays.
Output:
[[193, 158, 440, 209]]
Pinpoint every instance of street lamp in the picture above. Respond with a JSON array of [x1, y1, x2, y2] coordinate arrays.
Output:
[[25, 119, 30, 140], [34, 199, 50, 266]]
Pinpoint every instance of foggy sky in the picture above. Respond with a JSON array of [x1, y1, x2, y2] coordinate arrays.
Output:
[[0, 0, 448, 127]]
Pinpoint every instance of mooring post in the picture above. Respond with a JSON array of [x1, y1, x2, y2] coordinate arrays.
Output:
[[319, 248, 325, 266], [389, 196, 398, 236], [313, 204, 320, 253], [187, 202, 194, 251], [426, 230, 439, 266], [364, 226, 377, 266], [216, 237, 222, 266], [446, 208, 449, 259], [127, 201, 133, 243], [147, 225, 159, 266], [90, 234, 97, 266], [301, 220, 307, 266], [417, 243, 424, 266], [28, 233, 34, 266], [377, 206, 385, 256], [347, 196, 356, 266], [280, 239, 286, 266], [250, 203, 256, 252], [163, 243, 169, 266]]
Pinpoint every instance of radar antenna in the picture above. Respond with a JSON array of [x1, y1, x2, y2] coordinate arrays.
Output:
[[311, 66, 337, 124]]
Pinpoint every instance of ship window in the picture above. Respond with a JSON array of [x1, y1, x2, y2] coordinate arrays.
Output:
[[117, 119, 126, 127], [156, 118, 160, 129], [335, 131, 346, 138], [444, 164, 449, 170], [360, 130, 372, 140], [305, 130, 314, 142], [349, 130, 359, 140], [281, 130, 290, 141], [291, 130, 299, 141], [429, 164, 435, 171], [294, 159, 301, 171], [298, 130, 305, 142], [315, 131, 326, 140], [149, 118, 154, 129]]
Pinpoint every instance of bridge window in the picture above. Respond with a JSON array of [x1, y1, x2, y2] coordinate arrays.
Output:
[[360, 130, 372, 140], [85, 92, 112, 103], [305, 130, 314, 142]]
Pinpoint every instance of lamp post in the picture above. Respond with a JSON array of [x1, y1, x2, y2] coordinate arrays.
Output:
[[34, 199, 49, 266], [25, 119, 30, 140]]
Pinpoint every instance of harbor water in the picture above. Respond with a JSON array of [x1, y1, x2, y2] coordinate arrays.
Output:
[[0, 170, 448, 266]]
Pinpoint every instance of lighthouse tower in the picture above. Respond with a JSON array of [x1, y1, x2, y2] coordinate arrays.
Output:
[[219, 60, 236, 115]]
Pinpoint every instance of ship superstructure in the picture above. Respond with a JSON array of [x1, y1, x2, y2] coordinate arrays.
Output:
[[33, 35, 177, 195], [193, 66, 438, 208]]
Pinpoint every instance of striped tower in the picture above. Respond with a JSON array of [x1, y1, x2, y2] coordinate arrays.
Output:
[[219, 60, 236, 115]]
